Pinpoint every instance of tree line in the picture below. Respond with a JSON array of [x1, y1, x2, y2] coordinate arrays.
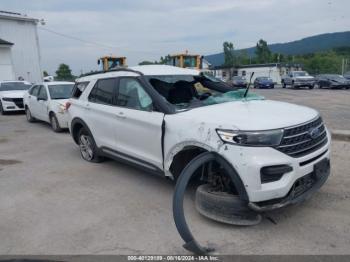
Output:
[[223, 40, 350, 75]]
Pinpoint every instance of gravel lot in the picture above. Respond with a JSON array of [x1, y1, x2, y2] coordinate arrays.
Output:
[[0, 89, 349, 255]]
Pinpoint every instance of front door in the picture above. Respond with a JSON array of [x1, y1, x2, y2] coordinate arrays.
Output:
[[113, 77, 164, 171]]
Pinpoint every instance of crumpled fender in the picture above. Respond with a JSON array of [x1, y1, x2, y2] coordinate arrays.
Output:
[[172, 151, 249, 254]]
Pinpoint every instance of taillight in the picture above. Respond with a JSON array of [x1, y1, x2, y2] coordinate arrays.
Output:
[[65, 102, 71, 110]]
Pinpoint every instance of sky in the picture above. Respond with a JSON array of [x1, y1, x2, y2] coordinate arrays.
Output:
[[1, 0, 349, 75]]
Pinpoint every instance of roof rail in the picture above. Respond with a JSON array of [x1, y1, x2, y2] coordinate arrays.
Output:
[[79, 67, 143, 78]]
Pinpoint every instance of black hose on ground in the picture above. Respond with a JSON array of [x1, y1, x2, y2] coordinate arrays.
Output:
[[172, 152, 249, 254]]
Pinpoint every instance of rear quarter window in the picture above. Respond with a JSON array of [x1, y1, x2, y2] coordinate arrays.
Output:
[[72, 82, 90, 99]]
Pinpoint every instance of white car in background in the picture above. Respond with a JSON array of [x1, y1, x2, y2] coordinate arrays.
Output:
[[0, 81, 32, 115], [23, 81, 74, 132]]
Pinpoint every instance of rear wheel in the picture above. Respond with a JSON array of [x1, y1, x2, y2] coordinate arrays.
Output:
[[50, 113, 63, 132], [309, 85, 314, 90], [25, 107, 35, 122], [78, 128, 103, 163]]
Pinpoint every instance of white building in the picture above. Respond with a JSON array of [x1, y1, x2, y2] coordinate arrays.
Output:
[[0, 10, 42, 82], [211, 63, 303, 84]]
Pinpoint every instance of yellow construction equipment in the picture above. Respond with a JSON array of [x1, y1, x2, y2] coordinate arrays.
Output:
[[98, 56, 127, 71], [166, 51, 202, 69]]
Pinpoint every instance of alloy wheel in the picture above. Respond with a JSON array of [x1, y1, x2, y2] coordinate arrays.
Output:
[[79, 134, 94, 161]]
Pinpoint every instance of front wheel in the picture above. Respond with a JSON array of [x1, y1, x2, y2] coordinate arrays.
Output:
[[0, 101, 6, 115], [25, 107, 35, 122], [309, 85, 314, 90], [78, 128, 104, 163]]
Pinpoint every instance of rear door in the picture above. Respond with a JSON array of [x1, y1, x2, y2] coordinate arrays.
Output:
[[113, 77, 164, 171], [84, 78, 119, 149]]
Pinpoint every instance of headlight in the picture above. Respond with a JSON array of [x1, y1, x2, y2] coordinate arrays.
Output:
[[2, 98, 13, 102], [216, 129, 284, 146]]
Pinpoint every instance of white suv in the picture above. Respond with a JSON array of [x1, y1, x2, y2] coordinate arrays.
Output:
[[23, 81, 74, 132], [67, 65, 331, 211]]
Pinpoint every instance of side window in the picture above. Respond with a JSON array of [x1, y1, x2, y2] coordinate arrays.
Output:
[[30, 85, 40, 96], [116, 78, 153, 111], [72, 81, 89, 99], [88, 78, 116, 105], [37, 86, 48, 100]]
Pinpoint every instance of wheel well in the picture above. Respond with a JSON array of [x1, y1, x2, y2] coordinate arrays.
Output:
[[170, 146, 208, 180], [72, 122, 84, 144], [49, 111, 55, 118]]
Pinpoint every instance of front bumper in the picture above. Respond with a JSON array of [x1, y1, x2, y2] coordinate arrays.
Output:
[[219, 130, 331, 205], [1, 99, 24, 111], [248, 158, 330, 211], [294, 81, 315, 87]]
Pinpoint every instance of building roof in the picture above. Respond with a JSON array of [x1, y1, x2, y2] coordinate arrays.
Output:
[[0, 38, 14, 46], [0, 10, 39, 23]]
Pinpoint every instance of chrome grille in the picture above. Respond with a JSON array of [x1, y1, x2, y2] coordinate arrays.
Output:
[[275, 117, 328, 158]]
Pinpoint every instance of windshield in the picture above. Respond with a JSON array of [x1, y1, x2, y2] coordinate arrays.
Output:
[[146, 75, 263, 111], [48, 84, 74, 99], [293, 71, 308, 77], [258, 77, 272, 81], [233, 76, 246, 80], [0, 82, 31, 91]]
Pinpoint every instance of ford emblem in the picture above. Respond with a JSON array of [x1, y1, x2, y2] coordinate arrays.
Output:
[[308, 127, 321, 139]]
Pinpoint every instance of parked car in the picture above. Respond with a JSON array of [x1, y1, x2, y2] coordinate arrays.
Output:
[[23, 81, 74, 132], [0, 81, 32, 115], [253, 77, 274, 89], [67, 65, 331, 214], [231, 76, 247, 88], [315, 74, 350, 89], [281, 71, 315, 89]]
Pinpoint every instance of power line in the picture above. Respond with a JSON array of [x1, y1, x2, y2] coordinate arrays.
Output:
[[38, 26, 121, 50]]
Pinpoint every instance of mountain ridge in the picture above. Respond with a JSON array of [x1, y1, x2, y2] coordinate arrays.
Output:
[[204, 31, 350, 67]]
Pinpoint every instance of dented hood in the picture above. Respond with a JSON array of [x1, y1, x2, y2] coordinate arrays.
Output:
[[179, 100, 319, 131]]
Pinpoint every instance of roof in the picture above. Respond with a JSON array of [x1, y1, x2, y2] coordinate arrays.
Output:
[[0, 38, 13, 46], [44, 81, 75, 86], [0, 10, 39, 23], [77, 65, 200, 82], [130, 65, 200, 75]]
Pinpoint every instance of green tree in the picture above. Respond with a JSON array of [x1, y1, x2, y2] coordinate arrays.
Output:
[[138, 61, 156, 65], [223, 42, 236, 66], [255, 39, 271, 63], [55, 64, 75, 81]]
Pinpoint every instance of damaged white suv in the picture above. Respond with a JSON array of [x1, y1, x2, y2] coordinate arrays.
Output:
[[67, 65, 331, 213]]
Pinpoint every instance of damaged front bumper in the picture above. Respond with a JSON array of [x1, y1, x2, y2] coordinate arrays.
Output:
[[248, 158, 330, 212]]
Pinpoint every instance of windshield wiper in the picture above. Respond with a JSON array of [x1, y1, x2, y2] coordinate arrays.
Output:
[[243, 72, 254, 98]]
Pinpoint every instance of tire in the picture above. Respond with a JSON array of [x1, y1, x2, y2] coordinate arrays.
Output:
[[25, 107, 35, 122], [50, 113, 63, 133], [318, 82, 322, 89], [0, 101, 5, 115], [78, 127, 103, 163], [309, 85, 314, 90], [282, 81, 286, 88], [195, 184, 261, 226]]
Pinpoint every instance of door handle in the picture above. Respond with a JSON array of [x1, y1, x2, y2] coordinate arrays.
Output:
[[115, 112, 126, 119], [85, 103, 91, 110]]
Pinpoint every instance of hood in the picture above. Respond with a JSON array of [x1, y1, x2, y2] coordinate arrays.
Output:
[[179, 100, 319, 131], [329, 78, 348, 84], [295, 75, 314, 80], [259, 79, 273, 84], [0, 90, 27, 98]]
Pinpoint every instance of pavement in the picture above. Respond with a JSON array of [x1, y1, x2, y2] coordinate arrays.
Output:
[[0, 88, 350, 255], [254, 87, 350, 131]]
